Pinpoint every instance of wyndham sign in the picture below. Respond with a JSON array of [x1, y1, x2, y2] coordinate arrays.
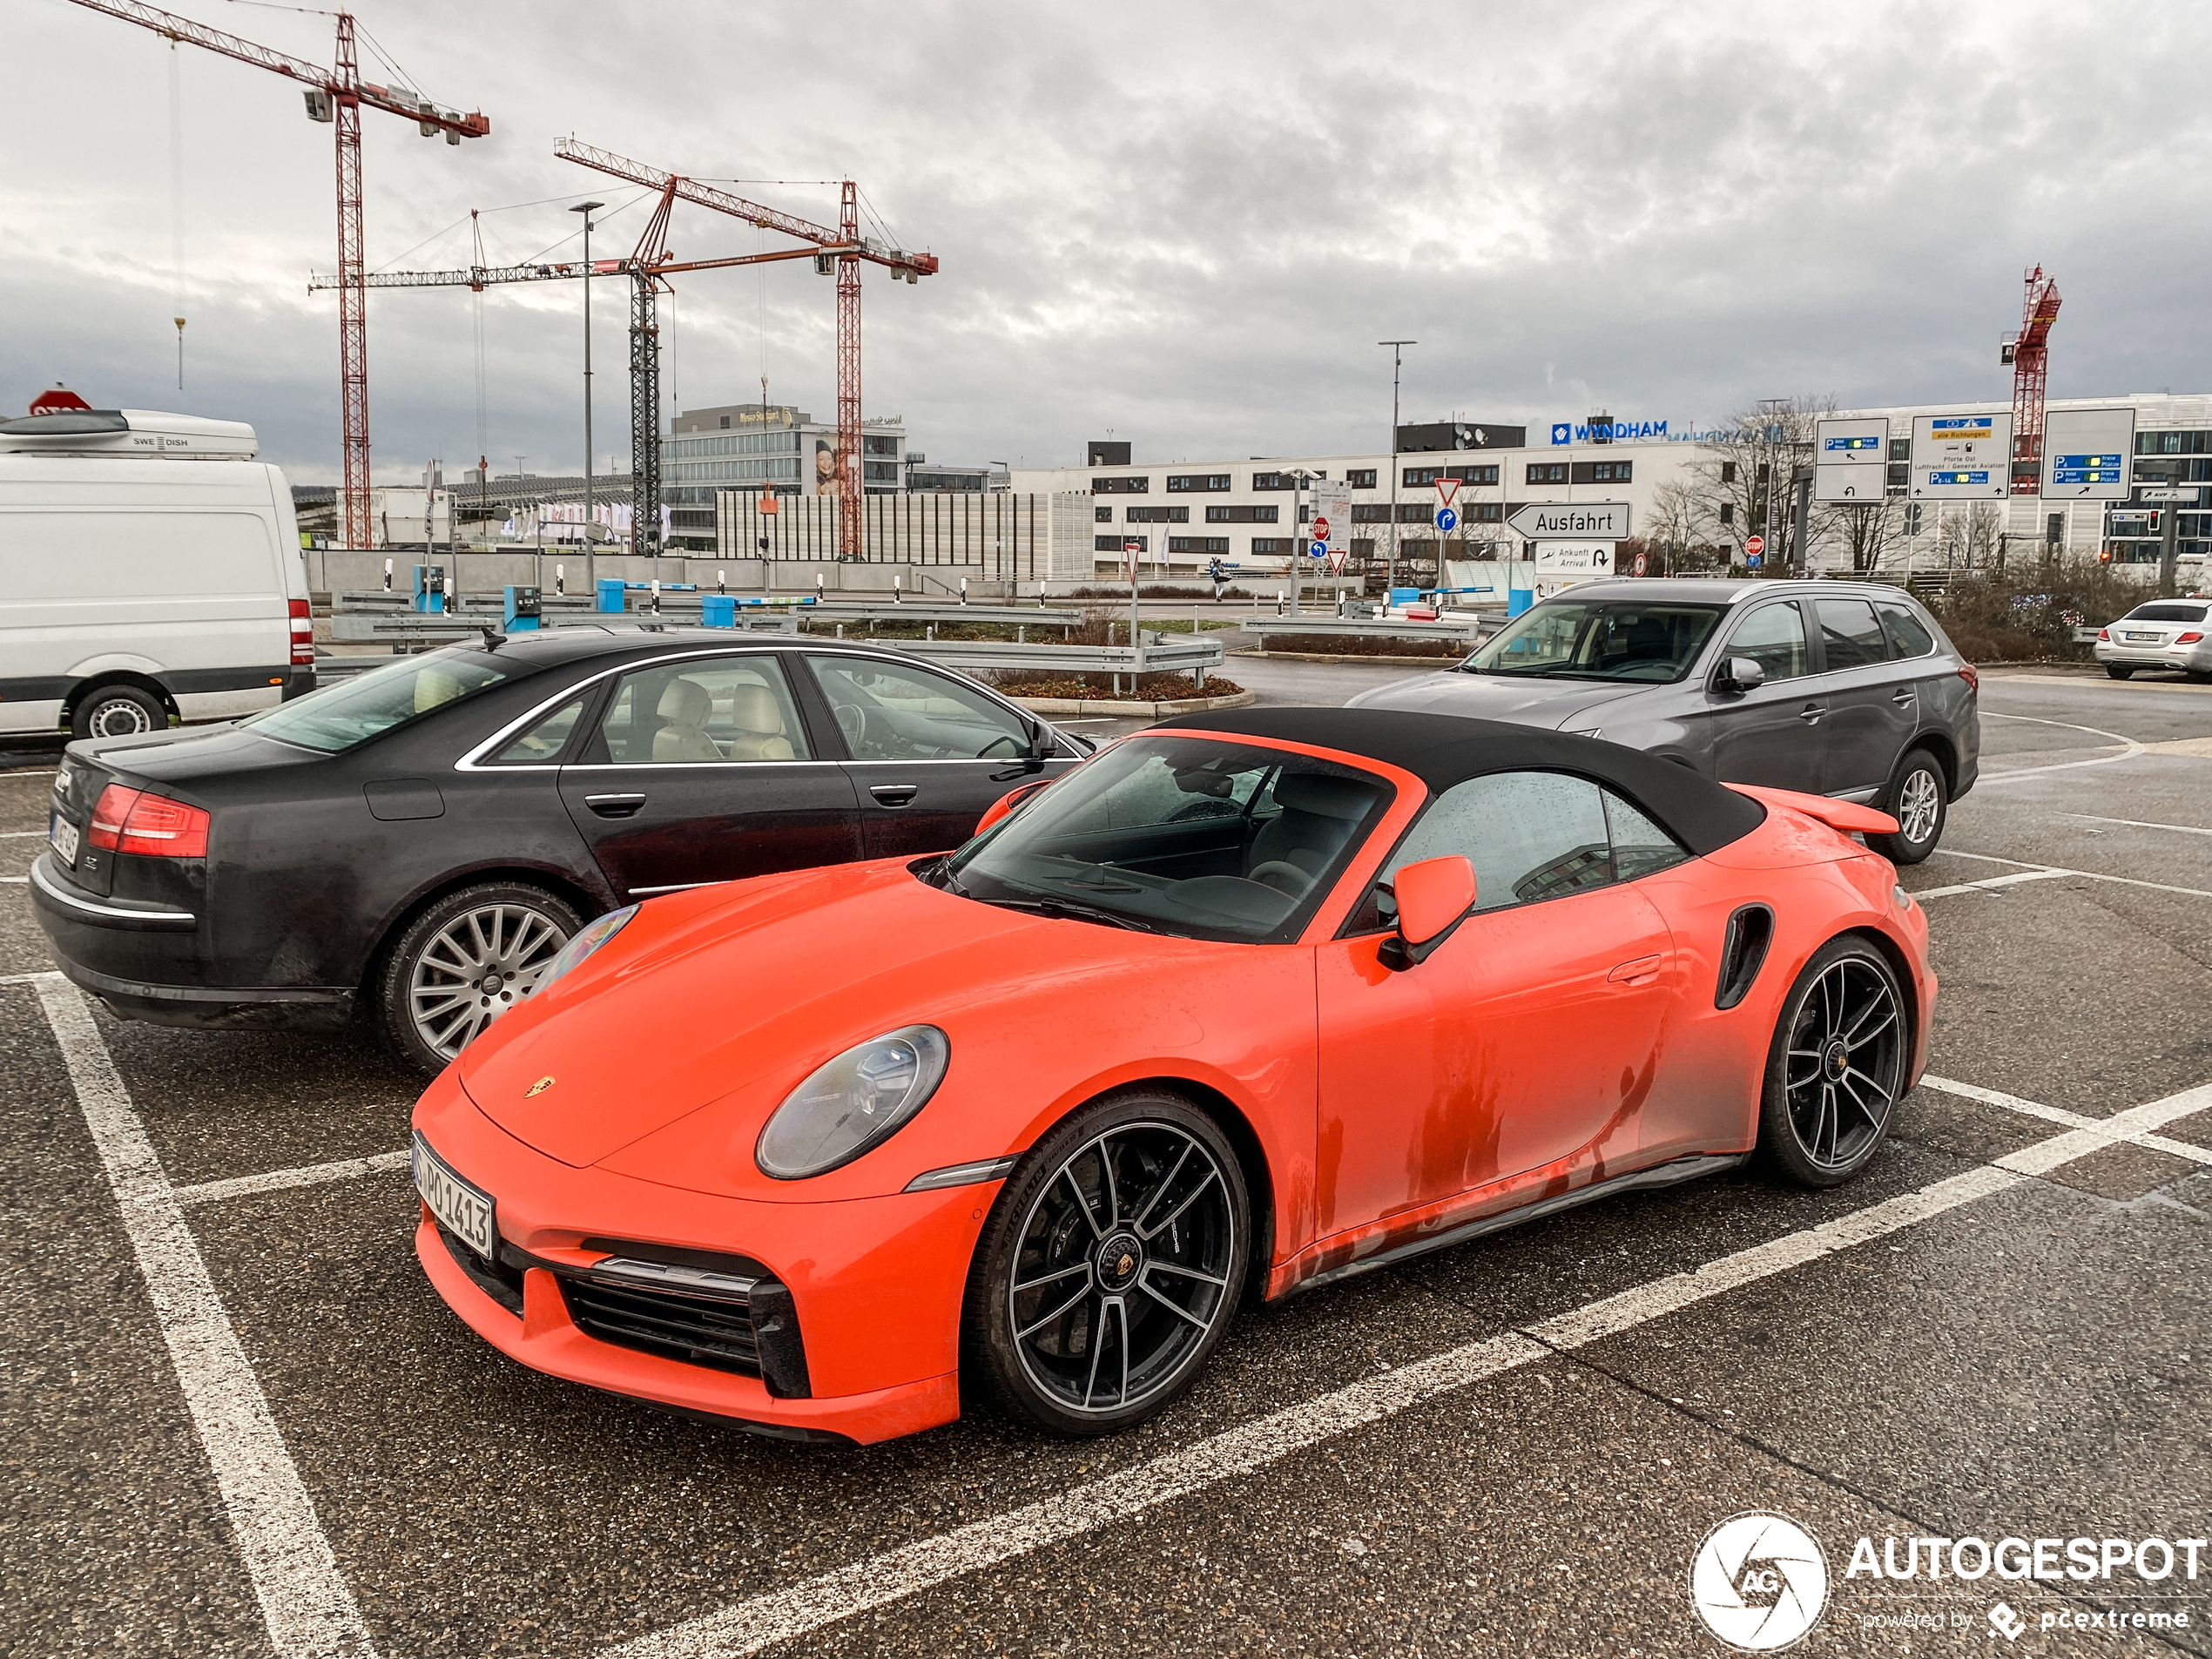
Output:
[[1551, 419, 1670, 444]]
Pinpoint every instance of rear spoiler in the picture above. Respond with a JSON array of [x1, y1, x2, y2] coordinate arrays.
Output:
[[1723, 782, 1898, 838]]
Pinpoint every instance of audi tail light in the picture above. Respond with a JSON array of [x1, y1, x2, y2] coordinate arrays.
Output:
[[289, 597, 315, 665], [88, 784, 210, 858], [1956, 664, 1980, 693]]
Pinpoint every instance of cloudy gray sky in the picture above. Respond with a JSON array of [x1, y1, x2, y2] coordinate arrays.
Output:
[[7, 0, 2209, 483]]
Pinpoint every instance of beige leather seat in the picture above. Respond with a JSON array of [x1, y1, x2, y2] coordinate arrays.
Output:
[[651, 678, 722, 762], [724, 683, 796, 761]]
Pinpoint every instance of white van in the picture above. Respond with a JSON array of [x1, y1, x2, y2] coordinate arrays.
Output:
[[0, 408, 314, 738]]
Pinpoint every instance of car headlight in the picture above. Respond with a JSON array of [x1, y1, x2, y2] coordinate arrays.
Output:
[[538, 905, 637, 990], [756, 1025, 950, 1180]]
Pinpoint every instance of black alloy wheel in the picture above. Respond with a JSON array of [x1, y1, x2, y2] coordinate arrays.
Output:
[[2105, 664, 2135, 680], [72, 684, 168, 740], [376, 881, 581, 1074], [1757, 937, 1907, 1187], [965, 1091, 1248, 1436], [1870, 749, 1946, 865]]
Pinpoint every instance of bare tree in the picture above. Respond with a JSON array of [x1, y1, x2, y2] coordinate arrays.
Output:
[[1679, 395, 1862, 573], [1833, 497, 1903, 574]]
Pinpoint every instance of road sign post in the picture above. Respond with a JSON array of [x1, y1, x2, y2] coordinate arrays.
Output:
[[1744, 533, 1765, 570], [1504, 502, 1630, 540], [1911, 413, 2013, 500], [2040, 408, 2137, 501]]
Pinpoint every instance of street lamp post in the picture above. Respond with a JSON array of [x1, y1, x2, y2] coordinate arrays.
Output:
[[1379, 341, 1415, 600], [570, 200, 604, 597]]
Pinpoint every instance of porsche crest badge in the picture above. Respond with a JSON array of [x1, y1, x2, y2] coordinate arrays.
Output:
[[525, 1076, 556, 1098]]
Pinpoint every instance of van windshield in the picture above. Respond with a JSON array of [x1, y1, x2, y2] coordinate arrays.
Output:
[[244, 651, 511, 752]]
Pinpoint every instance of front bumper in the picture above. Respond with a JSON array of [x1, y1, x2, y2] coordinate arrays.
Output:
[[411, 1069, 990, 1446], [2094, 639, 2212, 672], [29, 853, 354, 1032]]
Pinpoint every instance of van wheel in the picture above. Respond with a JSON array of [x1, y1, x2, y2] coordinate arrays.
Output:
[[1870, 750, 1946, 865], [72, 685, 168, 740], [376, 883, 580, 1074]]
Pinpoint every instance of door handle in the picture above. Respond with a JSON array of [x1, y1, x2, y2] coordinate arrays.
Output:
[[583, 792, 647, 819], [1891, 688, 1916, 706], [1608, 954, 1662, 986], [1797, 702, 1825, 723], [869, 783, 920, 807]]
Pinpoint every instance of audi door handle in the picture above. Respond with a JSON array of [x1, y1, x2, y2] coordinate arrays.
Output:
[[1797, 703, 1825, 723], [1891, 689, 1917, 705], [1608, 954, 1663, 986], [583, 792, 647, 819], [869, 784, 920, 807]]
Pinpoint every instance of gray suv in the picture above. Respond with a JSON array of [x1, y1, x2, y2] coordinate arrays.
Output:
[[1347, 578, 1979, 863]]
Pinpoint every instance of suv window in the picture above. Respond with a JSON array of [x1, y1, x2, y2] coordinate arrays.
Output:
[[596, 657, 811, 765], [805, 656, 1032, 761], [1816, 597, 1890, 670], [1723, 602, 1811, 681], [1878, 603, 1937, 658]]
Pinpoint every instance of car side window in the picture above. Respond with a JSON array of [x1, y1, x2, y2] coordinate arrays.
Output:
[[595, 657, 812, 765], [1878, 604, 1937, 659], [1816, 598, 1890, 671], [1381, 772, 1614, 914], [804, 656, 1031, 761], [489, 693, 589, 765], [1603, 791, 1688, 880], [1723, 601, 1811, 681]]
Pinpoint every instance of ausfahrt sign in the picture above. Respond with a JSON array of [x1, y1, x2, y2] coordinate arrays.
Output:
[[1505, 502, 1631, 539]]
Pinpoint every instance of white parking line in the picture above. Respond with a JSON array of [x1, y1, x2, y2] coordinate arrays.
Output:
[[0, 829, 52, 837], [29, 975, 374, 1659], [604, 1089, 2210, 1659], [1932, 848, 2212, 902], [1920, 1076, 2212, 1168], [1912, 869, 2069, 900], [1973, 711, 2144, 782], [2055, 813, 2212, 837], [176, 1150, 412, 1208]]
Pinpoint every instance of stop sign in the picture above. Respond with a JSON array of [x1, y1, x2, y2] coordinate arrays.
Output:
[[1745, 535, 1765, 557], [1312, 516, 1330, 541]]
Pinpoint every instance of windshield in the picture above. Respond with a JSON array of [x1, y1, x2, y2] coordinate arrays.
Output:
[[942, 736, 1393, 943], [2121, 603, 2209, 624], [1465, 600, 1724, 682], [245, 650, 512, 752]]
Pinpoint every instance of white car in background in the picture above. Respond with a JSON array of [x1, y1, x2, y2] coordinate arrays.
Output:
[[2094, 600, 2212, 681]]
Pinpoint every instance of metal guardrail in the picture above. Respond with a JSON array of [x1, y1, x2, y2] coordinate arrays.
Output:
[[327, 612, 798, 643], [1238, 616, 1491, 646], [874, 635, 1227, 676]]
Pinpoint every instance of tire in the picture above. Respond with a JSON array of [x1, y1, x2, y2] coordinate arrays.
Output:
[[1870, 748, 1946, 865], [962, 1089, 1249, 1437], [375, 882, 581, 1075], [1756, 936, 1907, 1188], [71, 683, 168, 740], [2105, 664, 2135, 680]]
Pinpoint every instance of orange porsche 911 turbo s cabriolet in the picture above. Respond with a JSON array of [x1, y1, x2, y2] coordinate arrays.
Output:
[[410, 707, 1934, 1445]]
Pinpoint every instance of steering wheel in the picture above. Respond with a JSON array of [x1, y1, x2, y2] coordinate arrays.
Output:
[[1247, 860, 1314, 897], [833, 702, 867, 750]]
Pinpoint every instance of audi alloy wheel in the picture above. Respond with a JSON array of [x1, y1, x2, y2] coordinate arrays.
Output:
[[378, 882, 580, 1073]]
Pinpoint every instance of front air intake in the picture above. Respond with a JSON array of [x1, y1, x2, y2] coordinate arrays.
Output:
[[1716, 904, 1775, 1010]]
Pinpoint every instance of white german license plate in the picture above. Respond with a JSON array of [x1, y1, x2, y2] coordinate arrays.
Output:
[[413, 1132, 496, 1260], [2125, 631, 2159, 642], [49, 812, 80, 866]]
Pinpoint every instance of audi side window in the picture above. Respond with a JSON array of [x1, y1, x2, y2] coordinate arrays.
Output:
[[1816, 597, 1890, 671], [1723, 602, 1811, 681], [1380, 772, 1614, 914], [489, 694, 589, 765], [1603, 791, 1688, 881], [1878, 604, 1937, 659], [805, 657, 1031, 761], [597, 658, 811, 765]]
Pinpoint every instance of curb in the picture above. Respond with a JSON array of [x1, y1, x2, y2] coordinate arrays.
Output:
[[1008, 690, 1259, 718], [1229, 650, 1467, 665]]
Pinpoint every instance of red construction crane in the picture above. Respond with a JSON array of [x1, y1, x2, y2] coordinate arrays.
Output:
[[63, 1, 490, 550], [2001, 263, 2061, 494], [555, 141, 938, 560]]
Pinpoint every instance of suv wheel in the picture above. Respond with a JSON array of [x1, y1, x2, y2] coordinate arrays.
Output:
[[72, 684, 168, 740], [376, 882, 581, 1074], [1871, 750, 1946, 865]]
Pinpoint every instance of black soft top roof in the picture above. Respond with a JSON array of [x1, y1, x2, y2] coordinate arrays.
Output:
[[1154, 706, 1766, 857]]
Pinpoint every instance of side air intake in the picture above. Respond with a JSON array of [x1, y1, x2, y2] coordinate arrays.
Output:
[[1716, 904, 1774, 1010]]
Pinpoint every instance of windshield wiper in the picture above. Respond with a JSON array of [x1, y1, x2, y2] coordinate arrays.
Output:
[[976, 894, 1163, 934]]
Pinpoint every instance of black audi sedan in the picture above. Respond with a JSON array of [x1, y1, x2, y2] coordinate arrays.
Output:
[[30, 628, 1086, 1071]]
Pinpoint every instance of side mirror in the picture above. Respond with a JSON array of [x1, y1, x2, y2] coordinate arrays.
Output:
[[974, 778, 1053, 838], [1379, 855, 1478, 970], [1717, 655, 1767, 695]]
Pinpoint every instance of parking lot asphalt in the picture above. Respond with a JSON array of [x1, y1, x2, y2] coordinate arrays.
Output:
[[5, 661, 2210, 1658]]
